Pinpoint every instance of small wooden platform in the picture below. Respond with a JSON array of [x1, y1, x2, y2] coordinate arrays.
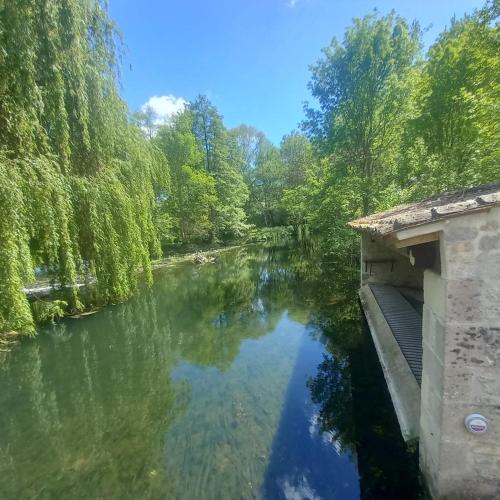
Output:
[[368, 284, 423, 385]]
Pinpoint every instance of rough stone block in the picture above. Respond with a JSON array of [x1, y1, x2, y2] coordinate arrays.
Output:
[[424, 270, 447, 319], [444, 225, 479, 243], [422, 342, 445, 396], [446, 278, 500, 324], [472, 369, 500, 407], [423, 305, 446, 363], [419, 411, 441, 488], [421, 385, 443, 434], [442, 365, 474, 402], [437, 440, 473, 481], [446, 325, 500, 369], [443, 208, 500, 282], [439, 465, 500, 500]]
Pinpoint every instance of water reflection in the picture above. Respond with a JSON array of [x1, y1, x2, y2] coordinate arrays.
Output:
[[0, 245, 420, 499], [301, 245, 421, 499]]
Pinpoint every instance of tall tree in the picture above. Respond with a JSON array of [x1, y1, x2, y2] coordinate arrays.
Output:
[[228, 125, 270, 178], [407, 5, 500, 194], [190, 95, 223, 174], [133, 105, 158, 140], [154, 111, 216, 243], [280, 132, 315, 188], [304, 13, 422, 215], [189, 96, 249, 240], [250, 145, 286, 227], [279, 133, 317, 231]]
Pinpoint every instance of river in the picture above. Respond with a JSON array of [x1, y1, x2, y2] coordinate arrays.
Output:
[[0, 244, 421, 499]]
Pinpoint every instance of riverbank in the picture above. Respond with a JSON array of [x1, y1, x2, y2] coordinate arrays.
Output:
[[3, 245, 245, 339], [12, 229, 293, 339], [152, 244, 243, 269], [24, 245, 244, 298]]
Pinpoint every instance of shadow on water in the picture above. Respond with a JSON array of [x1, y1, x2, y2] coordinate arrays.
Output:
[[260, 325, 360, 499], [350, 318, 421, 499]]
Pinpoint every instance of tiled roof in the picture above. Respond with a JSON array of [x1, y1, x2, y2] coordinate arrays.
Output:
[[349, 183, 500, 237]]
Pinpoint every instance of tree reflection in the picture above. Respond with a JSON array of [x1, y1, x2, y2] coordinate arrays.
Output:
[[150, 247, 283, 370], [0, 290, 191, 499], [0, 243, 421, 499], [302, 242, 421, 498], [0, 245, 315, 499], [308, 353, 355, 451]]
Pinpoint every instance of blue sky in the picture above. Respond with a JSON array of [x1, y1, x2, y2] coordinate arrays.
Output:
[[109, 0, 485, 144]]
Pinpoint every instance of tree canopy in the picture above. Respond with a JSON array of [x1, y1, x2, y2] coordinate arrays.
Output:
[[0, 0, 498, 335], [296, 3, 499, 256]]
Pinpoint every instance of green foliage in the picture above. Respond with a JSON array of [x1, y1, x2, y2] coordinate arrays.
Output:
[[177, 165, 217, 241], [0, 156, 35, 335], [31, 299, 68, 324], [244, 226, 293, 244], [279, 132, 318, 229], [1, 0, 497, 336], [248, 145, 287, 227], [282, 183, 312, 228], [295, 4, 499, 253], [0, 0, 168, 334], [189, 96, 250, 241], [280, 132, 315, 187], [228, 125, 270, 178], [304, 12, 422, 216], [408, 7, 500, 193], [155, 100, 249, 244], [132, 105, 158, 139], [154, 110, 215, 243]]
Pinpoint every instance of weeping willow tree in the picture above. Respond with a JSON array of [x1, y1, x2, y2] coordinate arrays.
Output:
[[0, 0, 169, 335]]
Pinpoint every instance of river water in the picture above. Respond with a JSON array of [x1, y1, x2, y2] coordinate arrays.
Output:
[[0, 245, 421, 499]]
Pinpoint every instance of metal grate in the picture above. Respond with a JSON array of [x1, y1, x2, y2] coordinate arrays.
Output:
[[369, 284, 423, 385]]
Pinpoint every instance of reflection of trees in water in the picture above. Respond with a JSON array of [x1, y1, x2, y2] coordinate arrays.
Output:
[[286, 245, 362, 453], [0, 294, 189, 499], [1, 243, 420, 499], [308, 353, 355, 452], [301, 243, 421, 498], [151, 247, 283, 370], [0, 245, 311, 499]]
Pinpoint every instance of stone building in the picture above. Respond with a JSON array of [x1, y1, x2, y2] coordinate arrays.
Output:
[[349, 184, 500, 499]]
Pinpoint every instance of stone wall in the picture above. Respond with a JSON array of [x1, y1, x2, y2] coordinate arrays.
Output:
[[420, 206, 500, 499], [361, 233, 423, 288]]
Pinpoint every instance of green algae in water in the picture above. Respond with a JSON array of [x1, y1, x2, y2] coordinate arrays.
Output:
[[0, 246, 420, 499]]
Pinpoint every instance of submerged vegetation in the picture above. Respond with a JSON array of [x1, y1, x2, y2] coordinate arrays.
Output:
[[0, 0, 498, 335]]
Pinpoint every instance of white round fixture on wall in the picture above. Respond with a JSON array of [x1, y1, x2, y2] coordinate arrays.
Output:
[[464, 414, 488, 434]]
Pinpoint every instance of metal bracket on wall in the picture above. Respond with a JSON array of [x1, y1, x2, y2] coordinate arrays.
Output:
[[364, 259, 396, 275]]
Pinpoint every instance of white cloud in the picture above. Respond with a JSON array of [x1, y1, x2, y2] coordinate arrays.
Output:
[[280, 475, 321, 500], [287, 0, 299, 7], [141, 95, 187, 125]]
